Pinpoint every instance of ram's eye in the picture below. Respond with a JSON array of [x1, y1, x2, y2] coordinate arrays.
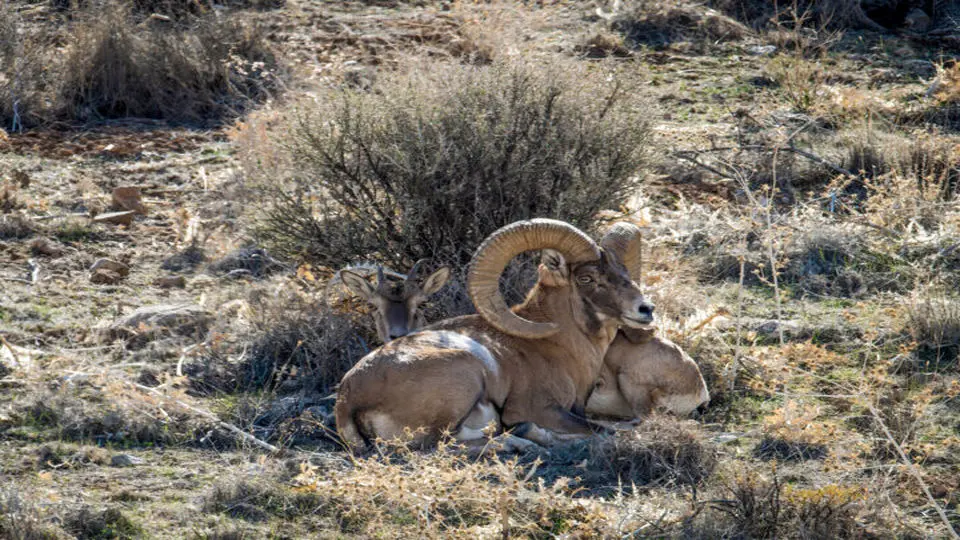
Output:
[[577, 275, 593, 284]]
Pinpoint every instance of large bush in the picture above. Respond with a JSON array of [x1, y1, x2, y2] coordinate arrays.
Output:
[[253, 59, 651, 270]]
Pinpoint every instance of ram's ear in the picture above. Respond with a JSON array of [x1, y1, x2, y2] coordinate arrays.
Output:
[[538, 249, 570, 287], [340, 270, 377, 302]]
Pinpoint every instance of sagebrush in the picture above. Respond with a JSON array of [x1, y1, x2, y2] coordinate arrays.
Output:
[[252, 59, 651, 271]]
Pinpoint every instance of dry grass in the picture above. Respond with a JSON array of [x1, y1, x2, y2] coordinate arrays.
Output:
[[62, 506, 142, 539], [0, 488, 70, 540], [765, 55, 825, 112], [2, 0, 960, 537], [12, 385, 199, 446], [291, 445, 608, 537], [202, 478, 325, 522], [1, 0, 281, 130], [59, 4, 280, 125]]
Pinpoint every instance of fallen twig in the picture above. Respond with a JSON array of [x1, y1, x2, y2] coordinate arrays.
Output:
[[673, 144, 858, 179], [673, 152, 738, 180], [0, 334, 21, 366]]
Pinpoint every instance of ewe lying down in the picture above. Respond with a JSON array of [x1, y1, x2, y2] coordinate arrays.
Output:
[[335, 219, 655, 450]]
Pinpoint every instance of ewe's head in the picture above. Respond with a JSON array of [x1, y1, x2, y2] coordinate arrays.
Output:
[[340, 260, 451, 342]]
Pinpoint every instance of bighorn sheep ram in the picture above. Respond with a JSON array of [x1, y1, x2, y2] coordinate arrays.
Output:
[[335, 219, 653, 450], [577, 233, 710, 420], [334, 232, 710, 433], [332, 260, 451, 343]]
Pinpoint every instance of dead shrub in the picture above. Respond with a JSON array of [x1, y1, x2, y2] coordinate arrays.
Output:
[[765, 55, 824, 112], [605, 0, 749, 49], [0, 214, 36, 240], [202, 478, 324, 522], [712, 0, 892, 32], [59, 4, 280, 126], [907, 291, 960, 370], [782, 225, 865, 297], [0, 488, 69, 540], [690, 467, 865, 539], [0, 7, 58, 131], [252, 58, 650, 272], [241, 301, 366, 396], [62, 506, 142, 539], [580, 415, 718, 492], [193, 289, 369, 396]]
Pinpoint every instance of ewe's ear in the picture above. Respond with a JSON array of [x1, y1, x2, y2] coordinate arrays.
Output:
[[538, 249, 570, 287], [340, 270, 377, 302], [421, 266, 451, 296]]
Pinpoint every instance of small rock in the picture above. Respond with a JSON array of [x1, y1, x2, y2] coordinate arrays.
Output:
[[12, 169, 29, 188], [111, 454, 145, 467], [102, 303, 212, 346], [222, 268, 254, 280], [92, 210, 136, 226], [754, 319, 801, 337], [90, 269, 123, 285], [111, 186, 148, 215], [154, 275, 186, 289], [712, 434, 742, 445], [90, 259, 129, 284], [207, 247, 284, 279], [29, 237, 65, 257], [748, 45, 777, 56], [161, 245, 206, 272], [90, 258, 130, 276], [903, 8, 931, 32]]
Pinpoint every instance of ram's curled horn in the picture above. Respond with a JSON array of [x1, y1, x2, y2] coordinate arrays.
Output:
[[600, 222, 643, 281], [468, 218, 600, 339]]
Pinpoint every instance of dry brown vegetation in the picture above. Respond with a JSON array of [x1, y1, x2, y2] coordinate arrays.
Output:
[[1, 0, 959, 537], [0, 0, 281, 129]]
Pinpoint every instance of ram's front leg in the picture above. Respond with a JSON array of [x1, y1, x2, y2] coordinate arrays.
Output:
[[510, 406, 608, 447]]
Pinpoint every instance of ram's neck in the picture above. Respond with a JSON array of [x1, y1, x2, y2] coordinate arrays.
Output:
[[514, 283, 618, 361]]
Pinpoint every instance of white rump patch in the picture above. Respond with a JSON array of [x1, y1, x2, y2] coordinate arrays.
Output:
[[413, 331, 499, 377]]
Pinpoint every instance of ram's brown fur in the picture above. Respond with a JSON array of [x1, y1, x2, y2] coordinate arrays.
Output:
[[335, 220, 652, 450]]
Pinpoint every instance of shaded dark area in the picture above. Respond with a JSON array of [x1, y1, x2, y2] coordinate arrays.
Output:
[[753, 437, 829, 461]]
